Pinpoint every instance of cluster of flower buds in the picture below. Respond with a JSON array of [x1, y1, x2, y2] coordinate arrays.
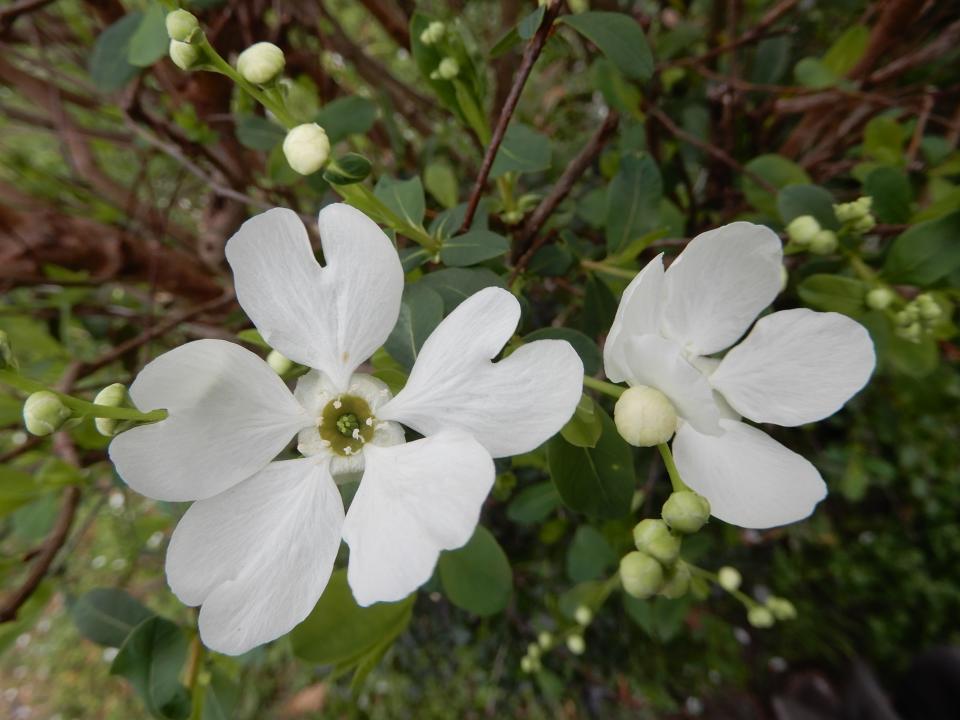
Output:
[[834, 196, 876, 235], [619, 491, 709, 600], [785, 215, 838, 255], [894, 292, 944, 342], [613, 385, 677, 447], [165, 9, 204, 71], [747, 596, 797, 628], [419, 20, 446, 46], [519, 605, 592, 673]]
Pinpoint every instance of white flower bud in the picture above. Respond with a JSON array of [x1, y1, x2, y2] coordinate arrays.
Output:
[[614, 385, 677, 447], [574, 605, 593, 626], [282, 123, 330, 175], [165, 9, 200, 43], [437, 57, 460, 80], [915, 293, 942, 322], [169, 40, 201, 71], [717, 566, 742, 592], [23, 391, 71, 436], [267, 349, 292, 375], [537, 631, 554, 650], [93, 383, 128, 437], [566, 634, 586, 655], [419, 21, 446, 46], [785, 215, 820, 245], [619, 551, 664, 599], [236, 42, 285, 85], [865, 287, 895, 311], [747, 606, 775, 628], [520, 656, 534, 673], [808, 229, 838, 255], [767, 597, 797, 621], [526, 642, 541, 659]]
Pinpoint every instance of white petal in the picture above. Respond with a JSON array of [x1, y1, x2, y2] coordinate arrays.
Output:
[[343, 432, 494, 605], [620, 334, 721, 435], [603, 254, 665, 383], [378, 287, 583, 457], [166, 458, 344, 655], [672, 420, 827, 529], [710, 309, 875, 426], [662, 222, 783, 355], [226, 204, 404, 391], [109, 340, 311, 502]]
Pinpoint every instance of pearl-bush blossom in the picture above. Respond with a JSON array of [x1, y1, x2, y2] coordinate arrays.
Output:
[[109, 204, 583, 655], [604, 222, 875, 529]]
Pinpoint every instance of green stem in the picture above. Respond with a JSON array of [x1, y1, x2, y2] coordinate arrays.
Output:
[[581, 259, 637, 280], [657, 443, 688, 492], [582, 375, 624, 399], [185, 633, 206, 720], [333, 183, 439, 251], [846, 253, 876, 283], [688, 565, 757, 608]]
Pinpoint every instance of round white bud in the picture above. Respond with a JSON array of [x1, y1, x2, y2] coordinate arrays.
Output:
[[267, 349, 292, 375], [574, 605, 593, 626], [566, 634, 586, 655], [437, 57, 460, 80], [23, 391, 71, 436], [785, 215, 820, 245], [236, 42, 285, 85], [169, 40, 201, 71], [614, 385, 677, 447], [537, 631, 554, 650], [93, 383, 128, 437], [717, 566, 742, 592], [165, 9, 200, 43], [808, 229, 838, 255], [282, 123, 330, 175], [865, 287, 895, 311], [747, 606, 775, 629]]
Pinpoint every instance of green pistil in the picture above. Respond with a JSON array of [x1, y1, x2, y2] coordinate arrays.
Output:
[[336, 413, 360, 436], [319, 395, 375, 456]]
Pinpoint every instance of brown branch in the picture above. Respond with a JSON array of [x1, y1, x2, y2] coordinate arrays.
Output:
[[459, 0, 564, 233], [356, 0, 410, 47], [0, 0, 57, 34]]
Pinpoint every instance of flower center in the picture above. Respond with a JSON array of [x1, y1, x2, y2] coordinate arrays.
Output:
[[319, 394, 375, 456]]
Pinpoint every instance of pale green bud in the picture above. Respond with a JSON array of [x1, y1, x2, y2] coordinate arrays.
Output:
[[165, 9, 200, 43], [93, 383, 128, 437], [632, 519, 681, 565], [169, 40, 202, 70], [23, 391, 71, 436], [614, 385, 677, 447], [659, 561, 691, 599], [808, 229, 838, 255], [896, 321, 922, 343], [520, 656, 537, 673], [526, 642, 541, 659], [779, 264, 788, 292], [537, 631, 554, 650], [834, 202, 860, 223], [916, 294, 942, 322], [785, 215, 820, 245], [566, 634, 586, 655], [237, 42, 285, 85], [0, 330, 13, 369], [747, 605, 775, 628], [661, 491, 710, 534], [437, 57, 460, 80], [852, 214, 876, 234], [282, 123, 330, 175], [619, 551, 664, 599], [865, 287, 896, 311], [419, 20, 446, 45], [574, 605, 593, 626], [767, 597, 797, 621], [853, 196, 873, 214], [717, 566, 742, 592], [267, 349, 292, 375]]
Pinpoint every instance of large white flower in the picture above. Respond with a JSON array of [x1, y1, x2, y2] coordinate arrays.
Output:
[[109, 204, 583, 655], [604, 222, 875, 529]]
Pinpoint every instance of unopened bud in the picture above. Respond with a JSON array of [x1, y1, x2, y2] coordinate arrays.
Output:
[[537, 631, 554, 650], [267, 349, 292, 375], [619, 551, 663, 599], [520, 656, 537, 673], [865, 287, 895, 311], [632, 518, 681, 565], [785, 215, 820, 245], [23, 391, 71, 436], [165, 9, 200, 43], [566, 634, 585, 655], [659, 561, 691, 599], [915, 294, 942, 322], [574, 605, 593, 626], [437, 57, 460, 80], [93, 383, 128, 437], [614, 385, 677, 447], [808, 229, 838, 255], [526, 642, 541, 659], [779, 264, 788, 292], [419, 21, 446, 46], [282, 123, 330, 175], [237, 42, 285, 85], [717, 566, 742, 592], [662, 491, 710, 534], [0, 330, 13, 369], [852, 214, 876, 234], [767, 597, 797, 621], [747, 605, 775, 628], [896, 321, 922, 343], [169, 40, 201, 70]]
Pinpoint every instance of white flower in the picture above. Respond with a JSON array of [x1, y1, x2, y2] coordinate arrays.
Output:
[[604, 222, 875, 529], [108, 204, 582, 655]]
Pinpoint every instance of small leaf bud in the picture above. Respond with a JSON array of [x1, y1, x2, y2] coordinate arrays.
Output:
[[619, 551, 664, 599], [613, 385, 677, 447], [282, 123, 330, 175], [659, 561, 692, 599], [865, 287, 895, 311], [632, 518, 681, 565], [437, 57, 460, 80], [165, 9, 200, 43], [574, 605, 593, 626], [93, 383, 128, 437], [785, 215, 820, 245], [236, 42, 285, 85], [169, 40, 202, 71], [747, 605, 775, 628], [661, 491, 710, 534], [808, 229, 838, 255], [767, 597, 797, 621], [537, 631, 554, 650], [266, 349, 292, 375], [566, 634, 586, 655], [717, 566, 742, 592], [23, 391, 71, 436]]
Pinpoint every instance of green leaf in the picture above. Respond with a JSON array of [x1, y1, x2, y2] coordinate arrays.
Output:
[[418, 268, 506, 311], [523, 327, 601, 376], [547, 406, 634, 519], [822, 25, 869, 76], [863, 117, 906, 165], [234, 114, 286, 151], [71, 588, 155, 648], [489, 124, 551, 179], [559, 394, 603, 448], [424, 161, 458, 209], [490, 6, 545, 58], [110, 616, 190, 719], [793, 57, 839, 89], [385, 283, 444, 370], [751, 36, 791, 85], [777, 184, 840, 230], [560, 12, 654, 81], [323, 153, 372, 186], [605, 154, 662, 255], [623, 595, 692, 642], [290, 569, 414, 666], [0, 467, 44, 517], [507, 481, 560, 525], [864, 166, 912, 224], [797, 274, 868, 316], [883, 211, 960, 285], [316, 96, 378, 144], [374, 175, 426, 229], [127, 3, 169, 68], [566, 526, 616, 582], [89, 12, 143, 92], [742, 154, 810, 217], [437, 526, 513, 616], [440, 230, 509, 267], [202, 668, 239, 720]]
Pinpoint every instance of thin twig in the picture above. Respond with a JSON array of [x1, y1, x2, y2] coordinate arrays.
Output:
[[459, 0, 564, 233]]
